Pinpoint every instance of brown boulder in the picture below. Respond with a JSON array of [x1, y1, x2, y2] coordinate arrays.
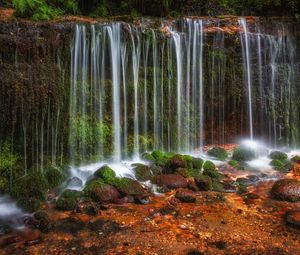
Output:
[[93, 184, 120, 202], [155, 174, 189, 189], [286, 210, 300, 228], [175, 189, 196, 203], [271, 179, 300, 202]]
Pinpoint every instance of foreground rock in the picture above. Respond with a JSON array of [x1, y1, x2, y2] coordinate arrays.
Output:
[[155, 174, 189, 189], [271, 179, 300, 202], [175, 189, 196, 203]]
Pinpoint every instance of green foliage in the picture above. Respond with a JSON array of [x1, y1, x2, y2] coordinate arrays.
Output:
[[11, 171, 48, 201], [51, 0, 79, 14], [232, 146, 255, 162], [44, 166, 66, 188], [13, 0, 62, 20], [0, 142, 21, 179], [268, 151, 288, 161], [207, 147, 228, 161], [61, 189, 83, 199]]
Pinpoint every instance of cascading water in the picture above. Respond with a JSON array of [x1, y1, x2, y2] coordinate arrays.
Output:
[[69, 18, 300, 168], [239, 18, 254, 141]]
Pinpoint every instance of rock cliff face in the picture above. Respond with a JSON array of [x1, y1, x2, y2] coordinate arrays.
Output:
[[0, 17, 299, 169]]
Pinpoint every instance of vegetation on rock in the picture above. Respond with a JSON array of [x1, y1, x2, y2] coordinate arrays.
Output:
[[207, 147, 228, 161], [232, 146, 255, 162]]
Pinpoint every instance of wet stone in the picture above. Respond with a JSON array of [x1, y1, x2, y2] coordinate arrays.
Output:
[[286, 210, 300, 228]]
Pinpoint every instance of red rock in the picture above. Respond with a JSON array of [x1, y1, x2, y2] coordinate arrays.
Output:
[[93, 184, 120, 202], [175, 189, 196, 203], [155, 174, 189, 189], [271, 179, 300, 202]]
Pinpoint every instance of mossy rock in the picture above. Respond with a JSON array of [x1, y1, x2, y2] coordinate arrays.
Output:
[[192, 157, 204, 169], [151, 150, 169, 165], [270, 159, 293, 172], [228, 160, 245, 170], [17, 197, 41, 213], [44, 166, 67, 189], [207, 147, 228, 161], [84, 177, 120, 202], [271, 179, 300, 202], [212, 180, 225, 192], [94, 165, 116, 181], [56, 197, 78, 211], [269, 151, 288, 161], [203, 161, 222, 180], [11, 171, 48, 201], [34, 211, 51, 233], [237, 183, 248, 194], [141, 152, 155, 162], [0, 177, 9, 194], [167, 154, 187, 170], [232, 146, 255, 162], [176, 168, 190, 178], [182, 155, 193, 169], [61, 189, 83, 200], [132, 163, 152, 182], [291, 155, 300, 164], [195, 175, 213, 191]]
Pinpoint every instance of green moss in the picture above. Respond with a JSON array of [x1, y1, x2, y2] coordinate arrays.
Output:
[[44, 166, 66, 189], [291, 155, 300, 163], [83, 179, 106, 198], [212, 180, 225, 192], [17, 197, 41, 212], [207, 147, 228, 161], [132, 164, 152, 182], [176, 168, 190, 178], [269, 151, 288, 161], [141, 152, 155, 162], [228, 160, 244, 170], [56, 197, 77, 211], [94, 165, 116, 182], [237, 183, 248, 194], [203, 161, 222, 180], [196, 175, 213, 191], [192, 157, 204, 169], [61, 189, 83, 199], [11, 171, 48, 201], [34, 211, 50, 233], [270, 159, 293, 172], [232, 146, 255, 162]]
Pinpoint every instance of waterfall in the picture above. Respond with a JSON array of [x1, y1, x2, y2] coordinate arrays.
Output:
[[69, 18, 299, 165], [239, 18, 254, 141]]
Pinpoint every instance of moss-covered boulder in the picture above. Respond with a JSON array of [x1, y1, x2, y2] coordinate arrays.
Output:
[[195, 175, 213, 191], [132, 163, 152, 182], [291, 155, 300, 164], [228, 160, 245, 170], [44, 166, 67, 189], [269, 151, 288, 161], [232, 146, 255, 162], [168, 154, 187, 169], [270, 159, 293, 172], [151, 150, 170, 166], [34, 211, 51, 233], [94, 165, 116, 181], [192, 157, 204, 169], [84, 179, 120, 202], [212, 180, 225, 192], [11, 171, 48, 201], [56, 197, 78, 211], [17, 197, 41, 213], [207, 147, 228, 161], [271, 179, 300, 202], [56, 189, 83, 211], [114, 178, 148, 197], [202, 161, 222, 180], [176, 168, 190, 178]]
